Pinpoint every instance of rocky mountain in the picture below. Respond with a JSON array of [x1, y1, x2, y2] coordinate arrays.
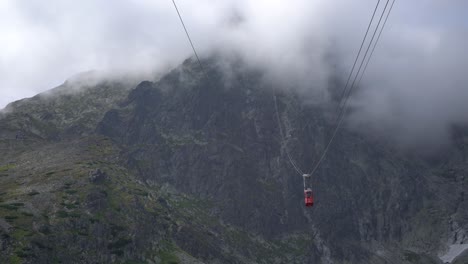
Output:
[[0, 57, 467, 263]]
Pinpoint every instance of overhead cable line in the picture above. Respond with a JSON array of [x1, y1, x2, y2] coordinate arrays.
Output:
[[170, 0, 303, 177], [274, 0, 387, 178], [170, 0, 396, 181], [275, 0, 394, 178], [307, 0, 394, 177], [170, 0, 296, 176], [336, 0, 390, 117], [171, 0, 208, 79], [169, 0, 454, 215], [357, 0, 396, 85], [336, 0, 382, 110]]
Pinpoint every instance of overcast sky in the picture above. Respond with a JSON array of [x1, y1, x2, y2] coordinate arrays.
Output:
[[1, 0, 467, 148]]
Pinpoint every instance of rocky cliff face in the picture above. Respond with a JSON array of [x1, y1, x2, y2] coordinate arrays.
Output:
[[0, 58, 467, 263]]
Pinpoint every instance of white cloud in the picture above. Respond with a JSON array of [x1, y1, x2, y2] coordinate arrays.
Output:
[[0, 0, 467, 148]]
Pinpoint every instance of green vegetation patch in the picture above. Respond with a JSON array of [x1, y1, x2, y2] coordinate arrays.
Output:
[[56, 210, 81, 218], [132, 189, 148, 196], [65, 189, 78, 194], [15, 247, 33, 258], [5, 215, 18, 222], [154, 240, 182, 264], [11, 228, 34, 240], [9, 255, 22, 264], [68, 212, 81, 218], [0, 203, 23, 211], [64, 203, 77, 209], [0, 204, 18, 210], [158, 250, 180, 264], [0, 163, 16, 172]]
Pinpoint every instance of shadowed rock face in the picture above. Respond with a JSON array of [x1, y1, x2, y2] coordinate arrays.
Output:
[[97, 57, 468, 263], [0, 57, 467, 263]]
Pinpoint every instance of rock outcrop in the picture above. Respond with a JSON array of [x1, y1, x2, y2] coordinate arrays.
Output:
[[0, 57, 466, 263]]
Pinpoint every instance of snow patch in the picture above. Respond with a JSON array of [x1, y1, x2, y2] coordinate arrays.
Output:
[[439, 244, 468, 263]]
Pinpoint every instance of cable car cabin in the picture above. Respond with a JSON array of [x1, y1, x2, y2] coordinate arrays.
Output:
[[304, 188, 314, 207]]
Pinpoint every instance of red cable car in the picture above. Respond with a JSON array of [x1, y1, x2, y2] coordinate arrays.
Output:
[[304, 188, 314, 207], [303, 174, 314, 207]]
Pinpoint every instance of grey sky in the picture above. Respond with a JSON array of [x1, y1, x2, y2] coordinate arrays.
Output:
[[1, 0, 467, 148]]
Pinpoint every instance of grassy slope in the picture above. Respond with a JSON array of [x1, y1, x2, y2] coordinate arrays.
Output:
[[0, 135, 324, 263]]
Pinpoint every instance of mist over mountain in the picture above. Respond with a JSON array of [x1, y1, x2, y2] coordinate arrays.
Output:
[[2, 0, 468, 148], [1, 1, 468, 263]]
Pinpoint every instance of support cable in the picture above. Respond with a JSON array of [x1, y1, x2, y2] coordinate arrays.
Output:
[[171, 0, 208, 80], [307, 0, 393, 176]]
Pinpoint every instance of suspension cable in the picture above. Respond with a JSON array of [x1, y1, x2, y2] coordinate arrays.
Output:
[[336, 0, 382, 110], [274, 0, 394, 178], [170, 0, 396, 180], [171, 0, 209, 80], [357, 0, 396, 85]]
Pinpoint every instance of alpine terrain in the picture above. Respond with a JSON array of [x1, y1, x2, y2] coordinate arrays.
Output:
[[0, 57, 467, 264]]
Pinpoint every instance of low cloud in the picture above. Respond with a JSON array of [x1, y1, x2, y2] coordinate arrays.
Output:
[[1, 0, 467, 148]]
